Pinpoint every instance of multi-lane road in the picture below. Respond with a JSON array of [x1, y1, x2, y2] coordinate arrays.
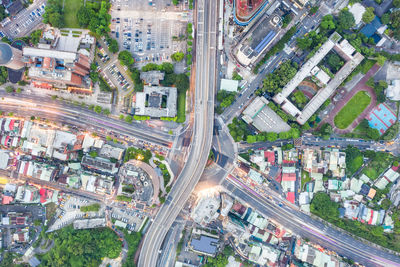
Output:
[[0, 92, 173, 147], [138, 0, 217, 265], [222, 177, 400, 267]]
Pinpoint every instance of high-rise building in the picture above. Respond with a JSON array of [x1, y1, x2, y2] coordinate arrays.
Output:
[[0, 42, 24, 70]]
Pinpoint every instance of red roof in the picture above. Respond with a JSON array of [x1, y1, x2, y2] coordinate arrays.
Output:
[[2, 195, 13, 204], [392, 165, 399, 171], [282, 173, 296, 182], [264, 151, 275, 164], [286, 192, 295, 204], [39, 188, 46, 196]]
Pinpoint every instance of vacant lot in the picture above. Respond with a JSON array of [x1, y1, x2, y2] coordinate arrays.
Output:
[[334, 91, 371, 129], [63, 0, 82, 28]]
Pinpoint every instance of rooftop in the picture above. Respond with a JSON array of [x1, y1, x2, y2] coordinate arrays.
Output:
[[135, 86, 177, 118], [190, 235, 219, 255]]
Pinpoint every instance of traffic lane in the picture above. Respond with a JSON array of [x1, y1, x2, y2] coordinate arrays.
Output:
[[0, 93, 173, 142], [223, 179, 400, 267], [0, 103, 172, 147], [138, 0, 217, 264]]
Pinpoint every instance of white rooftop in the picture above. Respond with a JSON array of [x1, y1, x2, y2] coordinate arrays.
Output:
[[220, 79, 239, 92], [23, 47, 77, 63]]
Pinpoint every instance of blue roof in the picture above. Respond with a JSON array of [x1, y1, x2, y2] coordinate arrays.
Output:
[[360, 17, 382, 37], [254, 31, 276, 54], [191, 235, 219, 255]]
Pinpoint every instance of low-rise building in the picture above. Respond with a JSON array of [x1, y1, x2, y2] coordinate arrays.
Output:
[[135, 86, 177, 118]]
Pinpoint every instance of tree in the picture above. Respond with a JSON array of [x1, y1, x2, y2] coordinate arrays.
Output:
[[172, 0, 179, 5], [320, 15, 336, 30], [296, 37, 313, 50], [108, 38, 119, 53], [381, 13, 390, 25], [381, 199, 392, 210], [362, 7, 375, 24], [394, 0, 400, 8], [338, 9, 355, 30], [125, 115, 133, 123], [175, 73, 190, 92], [16, 88, 22, 93], [232, 71, 243, 81], [103, 109, 111, 115], [366, 127, 380, 140], [30, 30, 43, 45], [77, 6, 91, 27], [376, 54, 386, 66], [48, 12, 64, 28], [327, 53, 344, 72], [158, 62, 174, 74], [310, 192, 340, 220], [266, 132, 278, 141], [90, 151, 98, 158], [171, 51, 185, 62], [118, 51, 134, 66], [309, 6, 319, 15], [5, 86, 14, 93], [94, 105, 102, 113]]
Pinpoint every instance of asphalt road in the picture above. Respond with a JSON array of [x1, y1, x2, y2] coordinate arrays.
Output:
[[222, 177, 400, 267], [0, 92, 173, 147], [238, 135, 394, 154], [138, 0, 217, 265]]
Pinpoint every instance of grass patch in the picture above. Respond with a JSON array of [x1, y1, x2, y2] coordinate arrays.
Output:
[[45, 202, 57, 221], [177, 91, 186, 123], [301, 171, 311, 189], [63, 0, 82, 28], [334, 91, 371, 129], [361, 59, 376, 74]]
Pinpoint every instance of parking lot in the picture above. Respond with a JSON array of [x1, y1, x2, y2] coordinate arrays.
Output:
[[48, 196, 105, 232], [110, 207, 146, 232], [110, 0, 190, 68], [1, 0, 46, 39]]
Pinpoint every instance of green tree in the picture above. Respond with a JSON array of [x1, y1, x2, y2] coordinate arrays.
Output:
[[49, 12, 64, 28], [232, 71, 243, 81], [77, 6, 91, 27], [381, 199, 392, 210], [309, 6, 319, 15], [327, 53, 344, 72], [108, 38, 119, 53], [338, 9, 355, 30], [381, 13, 390, 25], [118, 51, 134, 66], [362, 7, 375, 24], [89, 151, 98, 158], [175, 73, 190, 92], [394, 0, 400, 7], [94, 105, 102, 113], [171, 51, 185, 62], [103, 109, 111, 115], [366, 127, 380, 140], [320, 15, 336, 30], [310, 192, 340, 219], [125, 115, 133, 123], [16, 88, 22, 93], [5, 86, 14, 93], [158, 62, 174, 74], [376, 54, 386, 66], [296, 36, 313, 50], [266, 132, 278, 141], [172, 0, 179, 5]]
